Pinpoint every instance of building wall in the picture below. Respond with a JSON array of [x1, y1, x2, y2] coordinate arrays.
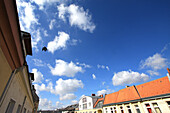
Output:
[[79, 96, 94, 110], [0, 47, 13, 97], [103, 97, 170, 113], [0, 67, 34, 113], [77, 108, 102, 113]]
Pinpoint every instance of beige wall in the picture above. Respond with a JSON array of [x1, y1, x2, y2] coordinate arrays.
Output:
[[0, 66, 34, 113], [77, 108, 103, 113], [103, 98, 170, 113], [0, 48, 12, 97]]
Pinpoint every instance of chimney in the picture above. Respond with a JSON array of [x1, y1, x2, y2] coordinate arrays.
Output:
[[126, 85, 130, 88], [100, 95, 103, 98], [91, 94, 95, 96]]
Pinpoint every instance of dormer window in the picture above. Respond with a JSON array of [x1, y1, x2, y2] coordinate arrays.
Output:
[[82, 97, 87, 103]]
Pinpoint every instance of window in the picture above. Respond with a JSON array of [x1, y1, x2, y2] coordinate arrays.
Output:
[[83, 104, 87, 109], [152, 103, 162, 113], [80, 105, 81, 108], [166, 101, 170, 109], [120, 106, 124, 113], [110, 108, 113, 113], [134, 105, 141, 113], [113, 107, 117, 113], [5, 99, 16, 113], [126, 106, 132, 113], [89, 102, 91, 107], [16, 104, 21, 113], [105, 108, 108, 113], [145, 104, 152, 113], [82, 97, 87, 103]]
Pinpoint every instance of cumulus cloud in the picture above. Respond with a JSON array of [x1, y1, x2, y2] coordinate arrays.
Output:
[[57, 4, 96, 33], [39, 98, 56, 110], [49, 19, 56, 30], [60, 93, 77, 100], [71, 100, 78, 104], [140, 53, 167, 70], [31, 68, 44, 83], [32, 59, 46, 67], [112, 70, 149, 86], [97, 64, 110, 71], [53, 78, 84, 95], [34, 78, 84, 100], [92, 74, 96, 79], [48, 59, 83, 77], [47, 32, 70, 53], [97, 89, 113, 96]]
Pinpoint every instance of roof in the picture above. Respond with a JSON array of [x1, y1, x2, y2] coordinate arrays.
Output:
[[136, 76, 170, 99], [104, 76, 170, 106], [93, 98, 104, 108]]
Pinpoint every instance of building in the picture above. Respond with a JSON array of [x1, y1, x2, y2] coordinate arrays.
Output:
[[77, 94, 104, 113], [61, 104, 79, 113], [103, 76, 170, 113], [0, 0, 39, 113]]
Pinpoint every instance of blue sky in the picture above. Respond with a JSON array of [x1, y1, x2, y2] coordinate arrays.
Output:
[[16, 0, 170, 110]]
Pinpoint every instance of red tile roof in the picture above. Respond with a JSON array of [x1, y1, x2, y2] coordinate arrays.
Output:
[[104, 76, 170, 105], [136, 76, 170, 98]]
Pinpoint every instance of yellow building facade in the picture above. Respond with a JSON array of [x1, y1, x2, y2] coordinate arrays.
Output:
[[0, 0, 39, 112]]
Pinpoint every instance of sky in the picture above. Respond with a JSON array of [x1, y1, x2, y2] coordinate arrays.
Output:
[[16, 0, 170, 110]]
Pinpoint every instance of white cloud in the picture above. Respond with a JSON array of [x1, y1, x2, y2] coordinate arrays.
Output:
[[17, 1, 43, 50], [97, 64, 109, 71], [58, 4, 67, 22], [47, 32, 70, 53], [71, 100, 78, 104], [39, 98, 56, 110], [31, 68, 44, 83], [76, 62, 91, 68], [32, 59, 46, 67], [49, 19, 56, 30], [60, 93, 77, 100], [48, 59, 83, 77], [31, 0, 68, 10], [34, 78, 84, 99], [92, 74, 96, 79], [112, 70, 149, 86], [56, 101, 63, 108], [57, 4, 96, 33], [69, 39, 81, 46], [44, 30, 48, 37], [53, 78, 84, 95], [140, 53, 167, 70], [147, 70, 159, 76], [97, 89, 113, 96], [161, 43, 170, 53], [17, 0, 39, 30], [102, 82, 105, 85]]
